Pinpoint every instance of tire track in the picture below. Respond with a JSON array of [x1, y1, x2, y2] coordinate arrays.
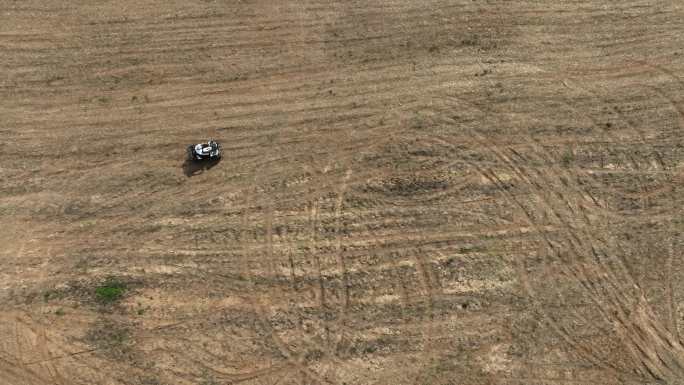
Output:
[[475, 140, 681, 382], [330, 168, 353, 357], [432, 73, 684, 382], [470, 161, 634, 380], [438, 79, 651, 298], [5, 313, 102, 385], [633, 77, 684, 343], [236, 185, 338, 385], [244, 166, 377, 384], [324, 169, 445, 374], [569, 69, 684, 357], [424, 95, 652, 381]]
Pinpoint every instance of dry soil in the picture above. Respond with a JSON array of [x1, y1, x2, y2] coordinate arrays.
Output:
[[1, 1, 684, 384]]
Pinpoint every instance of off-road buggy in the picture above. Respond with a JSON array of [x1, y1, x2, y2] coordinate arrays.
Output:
[[187, 140, 221, 161]]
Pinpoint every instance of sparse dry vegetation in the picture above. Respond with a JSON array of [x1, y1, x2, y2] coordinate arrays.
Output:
[[95, 279, 127, 304], [1, 1, 683, 385]]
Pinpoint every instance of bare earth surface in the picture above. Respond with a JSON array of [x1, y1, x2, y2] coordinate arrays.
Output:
[[2, 1, 684, 384]]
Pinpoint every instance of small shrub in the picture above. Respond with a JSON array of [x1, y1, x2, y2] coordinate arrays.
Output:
[[95, 279, 127, 304], [199, 369, 219, 385], [560, 150, 574, 167], [458, 245, 485, 254], [55, 308, 65, 316]]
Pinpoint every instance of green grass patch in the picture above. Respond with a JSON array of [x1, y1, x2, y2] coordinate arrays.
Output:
[[560, 150, 575, 167], [95, 278, 127, 304], [43, 290, 55, 302]]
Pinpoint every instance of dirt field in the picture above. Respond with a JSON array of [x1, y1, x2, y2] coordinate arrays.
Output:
[[2, 1, 684, 384]]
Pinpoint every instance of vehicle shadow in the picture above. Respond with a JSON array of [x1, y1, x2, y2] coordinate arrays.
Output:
[[182, 157, 221, 177]]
